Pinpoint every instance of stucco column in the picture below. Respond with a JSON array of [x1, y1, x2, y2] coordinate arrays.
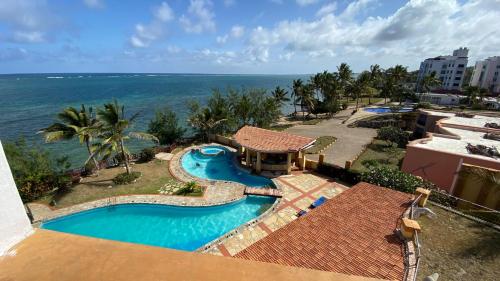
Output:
[[300, 152, 306, 171], [287, 152, 292, 174], [256, 151, 262, 173], [246, 148, 251, 167]]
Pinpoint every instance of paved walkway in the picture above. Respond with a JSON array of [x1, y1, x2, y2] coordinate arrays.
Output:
[[286, 109, 376, 167], [204, 172, 348, 257]]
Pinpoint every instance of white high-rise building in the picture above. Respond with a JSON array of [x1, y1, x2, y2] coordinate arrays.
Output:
[[417, 48, 469, 91], [470, 56, 500, 94]]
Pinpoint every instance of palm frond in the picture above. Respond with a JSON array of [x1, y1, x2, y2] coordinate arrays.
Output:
[[129, 132, 159, 143]]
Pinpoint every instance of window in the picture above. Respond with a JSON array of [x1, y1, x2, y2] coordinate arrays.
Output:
[[456, 70, 463, 74], [441, 70, 446, 74], [455, 77, 461, 80], [453, 83, 459, 87], [458, 64, 464, 68]]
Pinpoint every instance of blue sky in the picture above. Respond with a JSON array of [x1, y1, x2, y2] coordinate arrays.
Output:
[[0, 0, 499, 74]]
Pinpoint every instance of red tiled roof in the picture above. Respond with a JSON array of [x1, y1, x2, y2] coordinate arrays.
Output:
[[235, 182, 413, 281], [234, 126, 315, 153]]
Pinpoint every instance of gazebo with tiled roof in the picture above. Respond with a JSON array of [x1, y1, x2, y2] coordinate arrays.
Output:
[[233, 126, 315, 174]]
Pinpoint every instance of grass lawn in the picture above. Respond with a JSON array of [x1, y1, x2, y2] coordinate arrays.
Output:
[[269, 124, 294, 131], [350, 139, 406, 173], [347, 97, 383, 106], [36, 159, 191, 209], [305, 136, 336, 154], [417, 205, 500, 281]]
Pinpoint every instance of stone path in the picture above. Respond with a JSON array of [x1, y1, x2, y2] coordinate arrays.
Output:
[[286, 108, 376, 167], [205, 172, 348, 257]]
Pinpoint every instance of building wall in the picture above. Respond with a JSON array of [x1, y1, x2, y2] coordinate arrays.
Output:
[[402, 144, 500, 193], [417, 48, 468, 91], [0, 141, 33, 255], [470, 56, 500, 94], [453, 164, 500, 210]]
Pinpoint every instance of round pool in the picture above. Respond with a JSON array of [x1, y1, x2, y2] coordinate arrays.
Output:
[[364, 107, 413, 114], [181, 145, 273, 187], [41, 196, 275, 251]]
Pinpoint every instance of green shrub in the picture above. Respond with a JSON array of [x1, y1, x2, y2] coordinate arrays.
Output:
[[414, 102, 432, 109], [147, 107, 186, 145], [341, 102, 348, 110], [459, 105, 466, 110], [112, 171, 141, 185], [360, 166, 423, 194], [4, 138, 71, 202], [175, 181, 201, 195], [317, 163, 360, 185], [377, 126, 409, 148], [361, 159, 379, 168], [139, 147, 155, 163], [471, 103, 485, 110]]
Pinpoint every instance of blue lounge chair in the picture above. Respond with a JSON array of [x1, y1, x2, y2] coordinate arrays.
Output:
[[296, 210, 307, 217], [310, 196, 327, 209]]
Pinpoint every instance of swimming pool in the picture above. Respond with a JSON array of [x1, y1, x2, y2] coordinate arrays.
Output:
[[41, 196, 275, 251], [364, 107, 413, 113], [181, 145, 273, 187]]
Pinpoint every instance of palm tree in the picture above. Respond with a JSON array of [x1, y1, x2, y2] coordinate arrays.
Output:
[[271, 86, 290, 107], [337, 63, 353, 103], [463, 86, 480, 106], [369, 64, 383, 104], [187, 107, 227, 142], [387, 65, 408, 104], [39, 105, 100, 172], [95, 100, 158, 174], [291, 79, 304, 117], [350, 71, 371, 110], [421, 71, 442, 92]]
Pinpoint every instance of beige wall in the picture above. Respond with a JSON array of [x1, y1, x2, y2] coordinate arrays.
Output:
[[402, 145, 500, 193]]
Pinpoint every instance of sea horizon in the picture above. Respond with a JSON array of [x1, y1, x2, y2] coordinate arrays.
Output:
[[0, 73, 307, 166]]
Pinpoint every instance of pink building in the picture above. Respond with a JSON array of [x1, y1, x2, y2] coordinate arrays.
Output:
[[402, 110, 500, 193]]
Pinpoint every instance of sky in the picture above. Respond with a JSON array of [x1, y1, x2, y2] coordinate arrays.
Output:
[[0, 0, 499, 74]]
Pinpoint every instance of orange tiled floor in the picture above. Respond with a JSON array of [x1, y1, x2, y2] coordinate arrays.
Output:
[[212, 172, 348, 257]]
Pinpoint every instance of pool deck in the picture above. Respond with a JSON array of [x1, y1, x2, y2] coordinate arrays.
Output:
[[203, 171, 348, 256], [0, 229, 383, 281], [27, 145, 349, 259]]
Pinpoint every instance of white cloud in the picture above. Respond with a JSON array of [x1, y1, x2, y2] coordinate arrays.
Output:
[[242, 0, 500, 69], [224, 0, 236, 7], [154, 2, 175, 22], [129, 2, 174, 48], [83, 0, 104, 9], [316, 2, 337, 17], [296, 0, 320, 6], [179, 0, 216, 33], [230, 25, 245, 38], [216, 35, 228, 44], [0, 0, 66, 43]]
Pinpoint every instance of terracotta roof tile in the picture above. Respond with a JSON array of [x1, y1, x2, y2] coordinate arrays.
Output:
[[234, 126, 315, 153], [235, 182, 413, 281]]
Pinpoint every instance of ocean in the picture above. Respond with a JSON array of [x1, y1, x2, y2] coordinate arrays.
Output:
[[0, 73, 308, 166]]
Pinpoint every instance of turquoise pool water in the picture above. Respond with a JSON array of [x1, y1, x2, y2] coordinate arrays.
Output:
[[41, 196, 275, 251], [364, 107, 413, 113], [181, 145, 273, 187]]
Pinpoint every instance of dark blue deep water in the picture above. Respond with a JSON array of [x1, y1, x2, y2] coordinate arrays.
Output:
[[0, 73, 306, 166]]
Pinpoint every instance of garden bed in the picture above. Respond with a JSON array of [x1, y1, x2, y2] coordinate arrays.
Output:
[[350, 139, 406, 173], [305, 136, 336, 154]]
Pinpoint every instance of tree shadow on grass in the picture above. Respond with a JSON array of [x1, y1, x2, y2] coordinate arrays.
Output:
[[456, 223, 500, 260]]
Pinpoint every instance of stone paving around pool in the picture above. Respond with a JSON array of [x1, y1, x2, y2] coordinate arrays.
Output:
[[203, 172, 348, 257]]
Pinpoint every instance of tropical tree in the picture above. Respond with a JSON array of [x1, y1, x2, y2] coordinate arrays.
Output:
[[420, 71, 442, 92], [291, 79, 304, 117], [463, 86, 480, 106], [349, 71, 371, 110], [368, 64, 383, 104], [39, 104, 100, 172], [95, 100, 158, 174], [271, 86, 290, 107], [187, 101, 227, 141], [337, 63, 353, 102], [386, 65, 408, 104], [147, 107, 186, 145]]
